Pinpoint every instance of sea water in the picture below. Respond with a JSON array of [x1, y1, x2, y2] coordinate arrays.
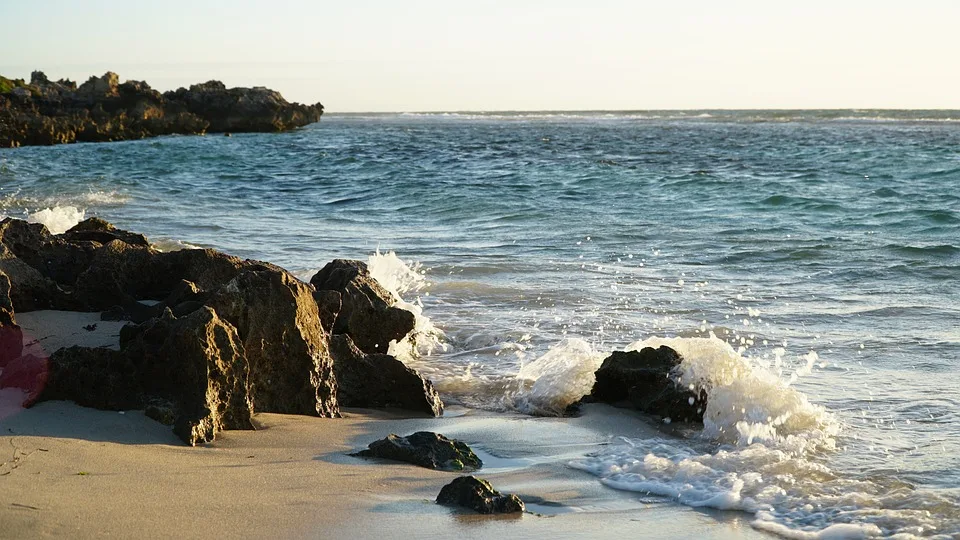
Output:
[[1, 110, 958, 537]]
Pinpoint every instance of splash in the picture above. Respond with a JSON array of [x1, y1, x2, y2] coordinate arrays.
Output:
[[367, 250, 446, 359], [27, 206, 85, 234], [626, 336, 839, 451], [511, 338, 605, 415]]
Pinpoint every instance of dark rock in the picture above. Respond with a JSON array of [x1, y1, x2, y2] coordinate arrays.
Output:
[[352, 432, 480, 471], [312, 289, 341, 334], [329, 334, 442, 416], [436, 476, 525, 514], [0, 354, 50, 406], [162, 279, 205, 307], [114, 306, 255, 445], [1, 70, 322, 147], [37, 346, 141, 410], [0, 270, 23, 367], [588, 346, 706, 422], [63, 217, 150, 246], [310, 259, 415, 354], [207, 268, 338, 417]]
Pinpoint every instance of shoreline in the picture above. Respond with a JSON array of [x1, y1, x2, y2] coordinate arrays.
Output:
[[1, 400, 771, 539]]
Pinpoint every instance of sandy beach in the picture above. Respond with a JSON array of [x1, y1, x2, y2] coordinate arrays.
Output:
[[1, 403, 772, 539]]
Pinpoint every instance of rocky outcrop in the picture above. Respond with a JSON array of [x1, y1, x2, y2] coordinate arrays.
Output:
[[436, 476, 525, 514], [0, 217, 450, 444], [207, 269, 339, 417], [0, 70, 323, 147], [120, 307, 254, 445], [587, 346, 706, 422], [311, 259, 415, 354], [352, 432, 481, 471], [329, 334, 442, 416]]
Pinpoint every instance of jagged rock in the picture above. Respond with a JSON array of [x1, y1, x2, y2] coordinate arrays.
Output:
[[310, 259, 415, 354], [352, 432, 480, 471], [587, 346, 706, 422], [63, 217, 149, 246], [313, 289, 341, 334], [207, 268, 338, 417], [1, 70, 322, 147], [329, 334, 442, 416], [73, 240, 163, 310], [436, 476, 525, 514], [122, 307, 254, 445], [0, 270, 23, 367]]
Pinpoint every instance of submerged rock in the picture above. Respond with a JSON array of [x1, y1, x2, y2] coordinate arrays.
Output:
[[587, 346, 706, 422], [436, 476, 525, 514], [352, 431, 481, 471], [329, 334, 442, 416], [310, 259, 415, 354]]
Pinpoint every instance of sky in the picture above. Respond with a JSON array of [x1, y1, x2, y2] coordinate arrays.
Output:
[[2, 0, 958, 112]]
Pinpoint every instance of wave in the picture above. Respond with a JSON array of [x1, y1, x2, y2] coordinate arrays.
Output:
[[26, 206, 85, 234], [367, 250, 447, 360]]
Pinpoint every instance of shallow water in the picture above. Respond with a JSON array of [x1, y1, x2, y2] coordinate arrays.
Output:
[[1, 110, 958, 537]]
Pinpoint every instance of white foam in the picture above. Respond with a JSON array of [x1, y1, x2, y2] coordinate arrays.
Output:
[[27, 206, 85, 234], [367, 250, 446, 359], [511, 338, 605, 415]]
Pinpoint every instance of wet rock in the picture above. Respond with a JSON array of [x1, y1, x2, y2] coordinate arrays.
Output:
[[329, 334, 442, 416], [0, 270, 23, 367], [352, 431, 481, 471], [588, 346, 706, 422], [207, 268, 338, 417], [436, 476, 525, 514], [310, 259, 415, 354]]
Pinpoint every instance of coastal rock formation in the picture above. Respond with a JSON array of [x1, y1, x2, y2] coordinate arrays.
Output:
[[0, 217, 449, 444], [329, 334, 443, 416], [436, 476, 525, 514], [207, 269, 339, 417], [0, 70, 323, 147], [311, 259, 415, 354], [352, 432, 481, 471], [120, 307, 254, 445], [587, 346, 706, 422]]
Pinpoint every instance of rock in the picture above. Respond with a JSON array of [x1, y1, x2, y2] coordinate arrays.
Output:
[[352, 432, 481, 471], [587, 346, 706, 422], [36, 346, 142, 410], [329, 334, 442, 416], [0, 270, 23, 367], [117, 306, 254, 445], [310, 259, 415, 354], [312, 289, 341, 334], [0, 70, 322, 147], [0, 354, 50, 406], [436, 476, 525, 514], [63, 217, 149, 246], [207, 268, 338, 417], [72, 240, 163, 310]]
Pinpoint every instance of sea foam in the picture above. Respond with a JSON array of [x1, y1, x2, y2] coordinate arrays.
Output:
[[27, 206, 85, 234], [367, 250, 446, 360]]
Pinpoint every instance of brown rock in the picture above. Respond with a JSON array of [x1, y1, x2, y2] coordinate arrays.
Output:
[[310, 259, 415, 354], [329, 334, 442, 416], [0, 270, 23, 367], [207, 268, 338, 417]]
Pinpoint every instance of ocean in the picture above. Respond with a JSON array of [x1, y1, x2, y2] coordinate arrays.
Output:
[[1, 110, 958, 538]]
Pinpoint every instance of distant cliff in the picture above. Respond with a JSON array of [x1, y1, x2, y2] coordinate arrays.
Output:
[[0, 71, 324, 147]]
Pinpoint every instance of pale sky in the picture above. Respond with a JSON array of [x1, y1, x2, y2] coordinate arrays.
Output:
[[2, 0, 957, 112]]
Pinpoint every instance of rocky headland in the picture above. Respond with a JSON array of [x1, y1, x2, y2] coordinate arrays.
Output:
[[0, 71, 323, 147]]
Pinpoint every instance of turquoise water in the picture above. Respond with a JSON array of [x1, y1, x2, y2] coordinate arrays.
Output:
[[1, 110, 958, 537]]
